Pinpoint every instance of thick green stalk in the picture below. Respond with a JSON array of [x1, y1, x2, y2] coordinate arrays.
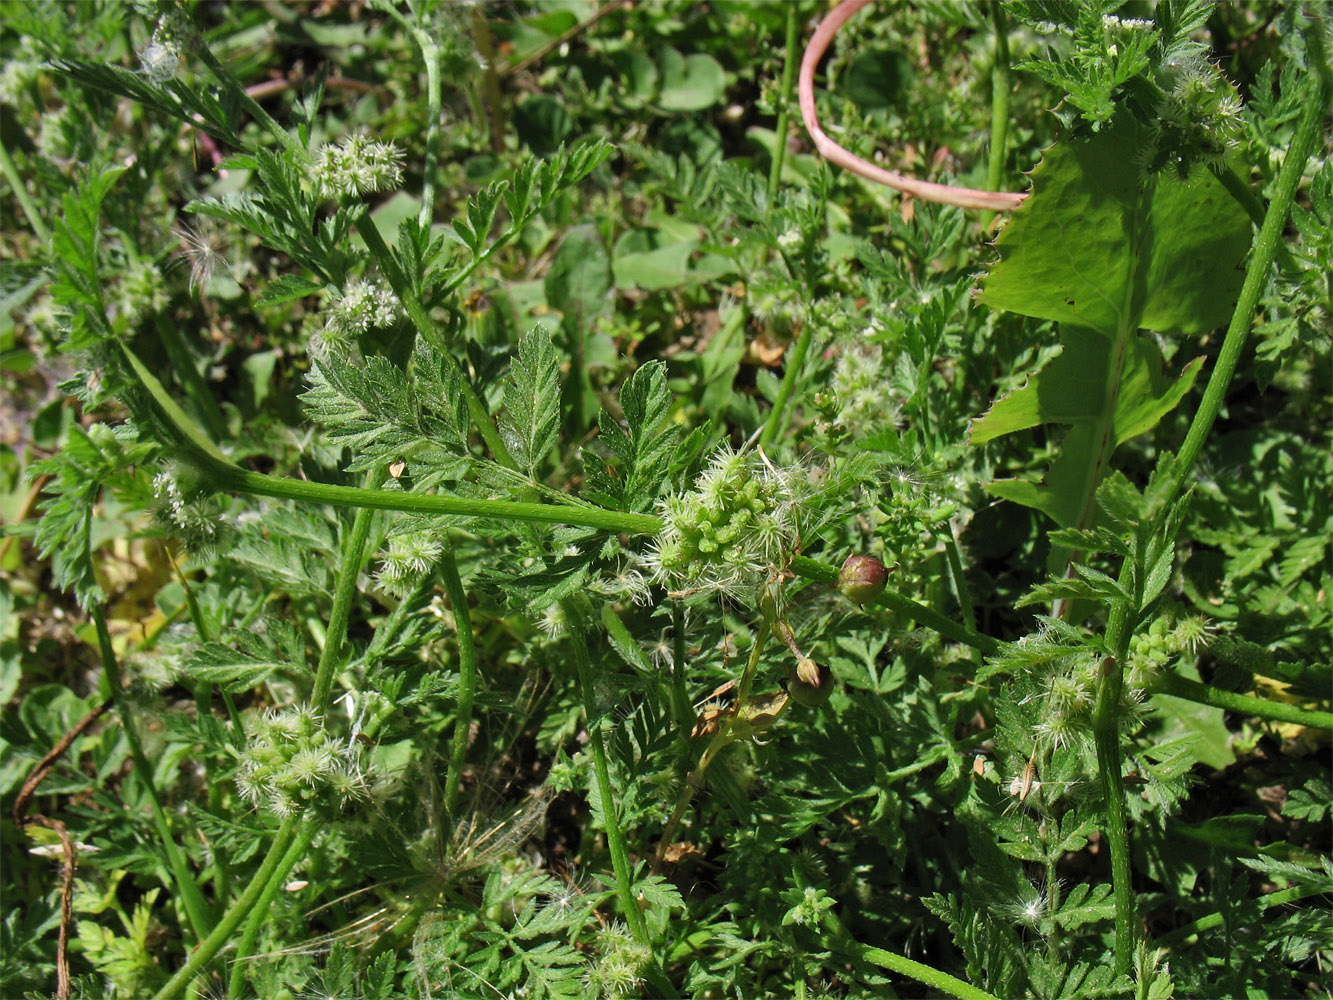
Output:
[[767, 3, 801, 198], [93, 604, 213, 943], [152, 814, 299, 1000], [1168, 38, 1331, 502], [0, 139, 51, 243], [226, 821, 319, 998], [759, 321, 814, 450], [310, 498, 376, 710], [940, 525, 977, 635], [210, 459, 660, 534], [441, 538, 478, 818], [1155, 673, 1332, 730]]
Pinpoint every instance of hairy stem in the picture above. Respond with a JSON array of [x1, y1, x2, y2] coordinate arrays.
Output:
[[768, 3, 801, 199], [441, 538, 479, 818], [310, 496, 376, 710], [226, 822, 319, 999], [1168, 26, 1331, 503], [981, 1, 1011, 231], [153, 815, 298, 1000], [1155, 673, 1333, 731], [760, 320, 815, 450]]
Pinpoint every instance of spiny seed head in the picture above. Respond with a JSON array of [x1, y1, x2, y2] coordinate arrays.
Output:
[[313, 132, 405, 200], [647, 446, 808, 604], [838, 554, 888, 605]]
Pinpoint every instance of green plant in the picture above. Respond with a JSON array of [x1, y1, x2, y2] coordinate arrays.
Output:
[[3, 2, 1329, 999]]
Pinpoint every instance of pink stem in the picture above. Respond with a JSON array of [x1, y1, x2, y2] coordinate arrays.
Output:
[[798, 0, 1027, 212]]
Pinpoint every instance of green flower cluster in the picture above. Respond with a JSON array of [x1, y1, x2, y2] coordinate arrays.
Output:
[[235, 706, 366, 819], [649, 446, 806, 603]]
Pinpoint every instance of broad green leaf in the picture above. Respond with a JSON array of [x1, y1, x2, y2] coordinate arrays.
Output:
[[971, 327, 1204, 446], [656, 48, 726, 112], [980, 115, 1250, 336]]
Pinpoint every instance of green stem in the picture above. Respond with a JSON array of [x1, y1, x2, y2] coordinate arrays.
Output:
[[767, 3, 800, 199], [0, 139, 51, 243], [940, 525, 976, 635], [153, 814, 299, 1000], [93, 604, 213, 943], [1155, 673, 1332, 730], [310, 498, 376, 710], [788, 554, 998, 654], [1093, 628, 1137, 976], [192, 44, 296, 153], [226, 821, 319, 999], [564, 604, 678, 998], [154, 316, 229, 442], [654, 621, 771, 870], [1168, 37, 1331, 502], [441, 537, 478, 818], [1154, 884, 1323, 949], [411, 28, 444, 225], [210, 458, 660, 534], [981, 1, 1011, 231], [759, 320, 815, 450], [565, 602, 647, 941], [852, 942, 1000, 1000]]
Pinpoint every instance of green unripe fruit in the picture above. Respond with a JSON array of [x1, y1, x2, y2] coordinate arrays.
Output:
[[838, 555, 888, 606], [786, 657, 834, 707]]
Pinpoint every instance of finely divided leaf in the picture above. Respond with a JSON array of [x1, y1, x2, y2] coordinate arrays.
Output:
[[500, 331, 562, 477], [583, 360, 677, 512]]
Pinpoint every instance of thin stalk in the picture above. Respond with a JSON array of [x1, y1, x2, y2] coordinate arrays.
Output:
[[1095, 608, 1138, 976], [441, 538, 478, 819], [788, 554, 998, 654], [1168, 37, 1331, 504], [310, 499, 376, 710], [0, 139, 51, 243], [768, 3, 801, 198], [759, 320, 815, 449], [1155, 673, 1332, 730], [154, 316, 229, 441], [853, 942, 1000, 1000], [152, 814, 299, 1000], [981, 1, 1011, 232], [565, 604, 678, 998], [412, 28, 444, 224], [192, 44, 296, 153], [1154, 884, 1322, 949], [940, 525, 976, 635], [93, 604, 213, 943], [226, 821, 319, 999], [566, 602, 648, 943]]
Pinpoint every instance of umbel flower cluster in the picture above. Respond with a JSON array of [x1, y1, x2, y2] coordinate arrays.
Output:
[[312, 132, 405, 200], [648, 446, 809, 604], [235, 705, 367, 819]]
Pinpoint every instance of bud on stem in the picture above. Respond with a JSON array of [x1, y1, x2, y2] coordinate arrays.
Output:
[[838, 554, 888, 606]]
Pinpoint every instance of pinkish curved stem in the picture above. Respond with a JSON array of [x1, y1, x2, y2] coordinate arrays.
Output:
[[799, 0, 1027, 212]]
